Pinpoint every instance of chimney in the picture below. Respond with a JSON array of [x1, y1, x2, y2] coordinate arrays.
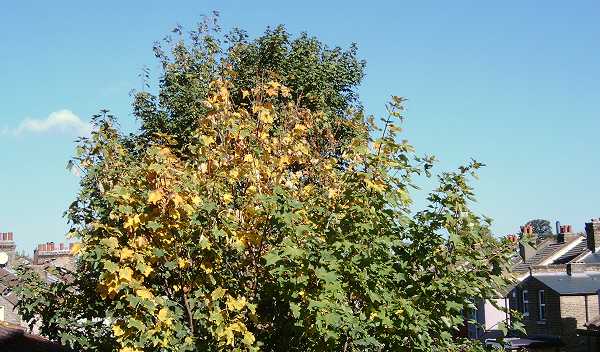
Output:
[[519, 225, 536, 261], [585, 219, 600, 253], [557, 224, 566, 243], [567, 263, 584, 276], [519, 242, 536, 262]]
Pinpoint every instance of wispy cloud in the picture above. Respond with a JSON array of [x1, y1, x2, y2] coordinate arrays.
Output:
[[2, 110, 91, 136]]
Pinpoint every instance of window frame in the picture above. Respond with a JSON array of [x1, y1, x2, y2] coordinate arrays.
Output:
[[538, 290, 546, 321], [522, 290, 529, 317]]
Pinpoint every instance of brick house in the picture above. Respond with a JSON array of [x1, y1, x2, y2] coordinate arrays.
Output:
[[0, 232, 76, 331], [511, 266, 600, 351], [502, 219, 600, 351], [467, 224, 589, 340]]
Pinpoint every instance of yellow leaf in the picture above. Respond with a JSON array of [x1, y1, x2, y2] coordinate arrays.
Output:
[[243, 331, 256, 345], [211, 287, 227, 300], [200, 135, 215, 146], [112, 324, 125, 337], [124, 214, 141, 231], [191, 195, 202, 206], [157, 308, 171, 325], [293, 124, 307, 134], [120, 248, 134, 261], [327, 188, 338, 199], [172, 194, 184, 208], [142, 265, 153, 277], [229, 321, 247, 333], [136, 289, 153, 300], [101, 237, 119, 250], [243, 154, 254, 163], [241, 89, 250, 99], [222, 193, 233, 204], [178, 258, 190, 269], [258, 109, 274, 124], [226, 296, 247, 311], [118, 267, 133, 282], [148, 190, 163, 204], [120, 347, 142, 352], [70, 242, 82, 255]]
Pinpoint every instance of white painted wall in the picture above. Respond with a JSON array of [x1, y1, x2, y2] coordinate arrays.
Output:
[[484, 298, 509, 331]]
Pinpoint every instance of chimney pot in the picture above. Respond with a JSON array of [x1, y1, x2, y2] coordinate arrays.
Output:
[[59, 243, 64, 250], [8, 232, 13, 241]]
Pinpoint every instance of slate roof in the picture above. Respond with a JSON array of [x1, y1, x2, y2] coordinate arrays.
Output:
[[553, 241, 588, 264], [510, 235, 586, 275], [0, 268, 20, 305], [529, 272, 600, 295]]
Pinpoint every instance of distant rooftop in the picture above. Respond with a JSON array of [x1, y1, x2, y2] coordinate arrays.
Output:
[[530, 271, 600, 295]]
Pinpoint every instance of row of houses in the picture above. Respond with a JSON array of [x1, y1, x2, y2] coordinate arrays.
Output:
[[469, 219, 600, 351], [0, 232, 75, 327]]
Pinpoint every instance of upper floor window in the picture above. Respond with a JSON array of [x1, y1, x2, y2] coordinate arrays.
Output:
[[522, 290, 529, 316], [539, 290, 546, 320]]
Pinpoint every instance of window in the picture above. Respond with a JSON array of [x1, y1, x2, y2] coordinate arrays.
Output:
[[0, 305, 4, 321], [539, 290, 546, 320], [522, 290, 529, 316]]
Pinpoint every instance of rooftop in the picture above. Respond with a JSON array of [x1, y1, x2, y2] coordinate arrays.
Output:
[[529, 271, 600, 295]]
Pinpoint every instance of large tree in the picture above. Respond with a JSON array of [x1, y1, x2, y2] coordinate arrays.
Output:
[[15, 19, 515, 352], [525, 219, 553, 236]]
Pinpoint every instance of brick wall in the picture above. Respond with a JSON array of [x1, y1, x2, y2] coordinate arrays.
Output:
[[560, 295, 599, 352], [0, 296, 21, 326], [519, 278, 562, 336], [516, 277, 598, 352]]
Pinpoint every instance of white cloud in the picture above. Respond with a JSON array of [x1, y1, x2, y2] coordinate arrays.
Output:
[[3, 110, 91, 136]]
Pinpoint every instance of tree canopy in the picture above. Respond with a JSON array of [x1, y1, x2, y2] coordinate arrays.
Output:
[[15, 19, 515, 352], [524, 219, 553, 236]]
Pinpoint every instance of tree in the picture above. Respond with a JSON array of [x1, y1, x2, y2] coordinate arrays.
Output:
[[15, 19, 515, 352], [134, 13, 365, 155], [525, 219, 553, 236]]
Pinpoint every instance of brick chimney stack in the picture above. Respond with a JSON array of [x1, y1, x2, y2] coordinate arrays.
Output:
[[585, 219, 600, 253], [519, 225, 536, 261]]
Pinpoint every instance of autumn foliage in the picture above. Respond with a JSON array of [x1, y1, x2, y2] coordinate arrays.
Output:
[[15, 21, 515, 352]]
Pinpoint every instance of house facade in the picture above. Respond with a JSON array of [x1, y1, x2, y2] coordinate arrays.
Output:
[[0, 231, 76, 331], [497, 219, 600, 351], [510, 266, 600, 351]]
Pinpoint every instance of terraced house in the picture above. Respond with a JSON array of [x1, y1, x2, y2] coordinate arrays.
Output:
[[477, 219, 600, 351]]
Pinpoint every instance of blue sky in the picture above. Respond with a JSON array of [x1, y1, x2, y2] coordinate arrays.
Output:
[[1, 1, 599, 253]]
